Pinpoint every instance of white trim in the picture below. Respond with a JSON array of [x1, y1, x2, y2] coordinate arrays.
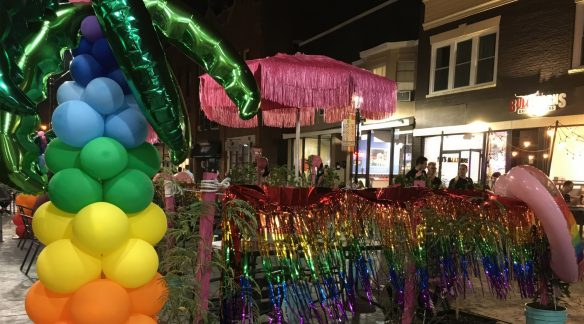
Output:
[[282, 128, 341, 139], [360, 117, 414, 131], [359, 40, 419, 59], [429, 17, 499, 96], [299, 0, 400, 47], [423, 0, 516, 30], [426, 82, 496, 98], [429, 16, 501, 44], [413, 115, 584, 137]]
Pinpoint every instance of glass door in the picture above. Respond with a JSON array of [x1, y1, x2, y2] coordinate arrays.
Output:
[[440, 151, 461, 185], [469, 149, 482, 183]]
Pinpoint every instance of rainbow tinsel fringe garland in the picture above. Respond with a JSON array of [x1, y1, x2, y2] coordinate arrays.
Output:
[[221, 186, 551, 323]]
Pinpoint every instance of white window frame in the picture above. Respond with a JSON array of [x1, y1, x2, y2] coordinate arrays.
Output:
[[571, 1, 584, 70], [428, 17, 500, 97]]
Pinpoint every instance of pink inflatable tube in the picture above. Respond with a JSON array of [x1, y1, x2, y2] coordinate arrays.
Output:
[[494, 165, 583, 283]]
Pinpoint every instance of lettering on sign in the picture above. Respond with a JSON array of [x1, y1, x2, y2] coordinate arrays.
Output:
[[441, 157, 468, 164], [342, 116, 356, 152], [509, 91, 567, 117]]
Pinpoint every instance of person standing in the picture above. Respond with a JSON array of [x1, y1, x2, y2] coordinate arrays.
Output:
[[406, 156, 428, 182], [426, 162, 442, 189], [562, 180, 574, 204], [448, 164, 474, 190]]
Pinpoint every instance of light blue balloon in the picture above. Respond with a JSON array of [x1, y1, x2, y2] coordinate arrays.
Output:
[[56, 81, 85, 105], [124, 94, 138, 109], [104, 107, 148, 148], [52, 100, 104, 148], [81, 77, 125, 115]]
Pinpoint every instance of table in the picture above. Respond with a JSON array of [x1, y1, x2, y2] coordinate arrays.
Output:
[[569, 206, 584, 239]]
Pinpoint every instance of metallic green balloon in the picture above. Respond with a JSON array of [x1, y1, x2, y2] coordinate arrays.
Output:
[[18, 3, 92, 103], [0, 45, 37, 115], [92, 0, 190, 164], [0, 111, 46, 193], [145, 0, 260, 121]]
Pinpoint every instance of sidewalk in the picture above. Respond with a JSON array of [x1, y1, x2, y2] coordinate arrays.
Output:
[[0, 216, 34, 324]]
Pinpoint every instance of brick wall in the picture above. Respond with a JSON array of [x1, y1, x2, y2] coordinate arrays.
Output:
[[416, 0, 584, 129]]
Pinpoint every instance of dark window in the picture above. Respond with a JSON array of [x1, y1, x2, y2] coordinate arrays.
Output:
[[434, 46, 450, 91], [454, 40, 472, 88], [477, 33, 496, 84]]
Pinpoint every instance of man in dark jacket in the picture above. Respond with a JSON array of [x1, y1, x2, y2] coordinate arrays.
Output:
[[406, 156, 428, 182], [448, 164, 474, 190]]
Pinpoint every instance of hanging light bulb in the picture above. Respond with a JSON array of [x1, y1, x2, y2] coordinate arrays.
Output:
[[547, 129, 555, 137], [523, 141, 531, 148], [543, 153, 549, 159], [512, 151, 518, 157]]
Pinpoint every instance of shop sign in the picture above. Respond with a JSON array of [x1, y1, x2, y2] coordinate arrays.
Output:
[[342, 115, 356, 152], [441, 157, 469, 164], [509, 91, 567, 117]]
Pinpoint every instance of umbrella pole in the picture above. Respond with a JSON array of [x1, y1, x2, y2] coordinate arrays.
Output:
[[295, 109, 301, 181]]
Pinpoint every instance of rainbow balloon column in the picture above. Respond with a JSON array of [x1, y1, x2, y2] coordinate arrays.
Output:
[[25, 16, 167, 324]]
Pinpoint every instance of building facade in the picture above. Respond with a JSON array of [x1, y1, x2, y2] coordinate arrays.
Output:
[[416, 0, 584, 187]]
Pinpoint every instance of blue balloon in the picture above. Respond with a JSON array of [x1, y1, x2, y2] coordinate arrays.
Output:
[[52, 100, 105, 148], [92, 38, 117, 70], [56, 81, 85, 105], [107, 69, 131, 94], [81, 77, 125, 115], [73, 37, 93, 56], [104, 107, 148, 149], [70, 54, 104, 87]]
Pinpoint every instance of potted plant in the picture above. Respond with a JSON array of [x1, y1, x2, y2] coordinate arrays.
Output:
[[525, 233, 570, 324]]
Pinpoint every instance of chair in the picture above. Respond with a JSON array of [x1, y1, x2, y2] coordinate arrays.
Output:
[[20, 214, 42, 276], [16, 205, 34, 250]]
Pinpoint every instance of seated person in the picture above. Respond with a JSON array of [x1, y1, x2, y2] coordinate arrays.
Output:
[[562, 180, 574, 204], [448, 164, 474, 190]]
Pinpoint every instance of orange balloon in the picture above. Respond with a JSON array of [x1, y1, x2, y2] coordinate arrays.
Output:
[[16, 194, 37, 214], [25, 281, 72, 324], [70, 279, 131, 324], [127, 273, 167, 316], [125, 314, 157, 324]]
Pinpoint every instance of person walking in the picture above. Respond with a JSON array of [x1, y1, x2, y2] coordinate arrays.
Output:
[[448, 164, 474, 190]]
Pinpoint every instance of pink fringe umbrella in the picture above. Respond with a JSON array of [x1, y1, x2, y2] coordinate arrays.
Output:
[[199, 53, 398, 128]]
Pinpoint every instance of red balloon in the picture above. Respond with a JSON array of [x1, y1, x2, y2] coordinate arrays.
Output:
[[16, 225, 25, 237], [12, 213, 23, 226]]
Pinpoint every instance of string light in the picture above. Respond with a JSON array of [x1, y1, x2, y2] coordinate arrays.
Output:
[[512, 151, 518, 157], [543, 153, 549, 159], [547, 128, 555, 137], [523, 141, 531, 148]]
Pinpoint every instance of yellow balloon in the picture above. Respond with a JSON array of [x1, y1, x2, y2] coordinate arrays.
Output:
[[32, 202, 74, 245], [128, 203, 167, 245], [102, 239, 158, 289], [73, 202, 130, 254], [36, 239, 102, 294]]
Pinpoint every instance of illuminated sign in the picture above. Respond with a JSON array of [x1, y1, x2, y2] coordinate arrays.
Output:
[[509, 91, 567, 117], [342, 115, 356, 152]]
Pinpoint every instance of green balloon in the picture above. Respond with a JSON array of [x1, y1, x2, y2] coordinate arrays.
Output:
[[45, 138, 81, 173], [103, 169, 153, 213], [48, 168, 103, 213], [80, 137, 128, 180], [127, 142, 160, 178]]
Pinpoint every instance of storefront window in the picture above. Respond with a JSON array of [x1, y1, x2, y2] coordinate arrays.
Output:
[[550, 126, 584, 182], [352, 134, 368, 186], [424, 133, 484, 185], [488, 131, 507, 177], [394, 132, 413, 175], [369, 130, 392, 188]]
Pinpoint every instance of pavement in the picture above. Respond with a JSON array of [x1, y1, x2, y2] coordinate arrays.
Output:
[[1, 213, 584, 324], [0, 215, 35, 324]]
